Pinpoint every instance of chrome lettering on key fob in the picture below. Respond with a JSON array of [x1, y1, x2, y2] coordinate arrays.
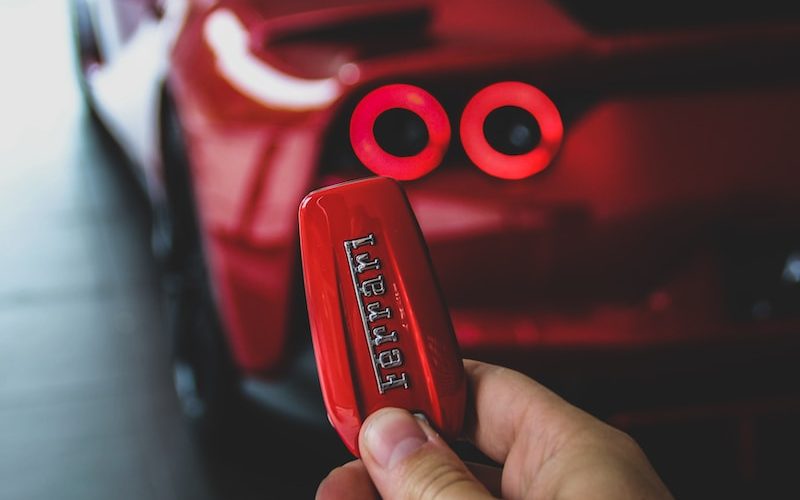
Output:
[[344, 233, 409, 393]]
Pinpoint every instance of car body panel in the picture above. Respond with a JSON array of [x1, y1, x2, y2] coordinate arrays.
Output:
[[86, 0, 800, 377]]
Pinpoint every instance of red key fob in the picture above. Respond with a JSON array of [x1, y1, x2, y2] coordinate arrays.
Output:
[[299, 176, 466, 457]]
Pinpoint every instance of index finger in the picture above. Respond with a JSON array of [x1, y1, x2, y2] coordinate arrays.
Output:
[[462, 359, 592, 466]]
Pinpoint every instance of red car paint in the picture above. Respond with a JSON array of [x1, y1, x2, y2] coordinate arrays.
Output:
[[89, 0, 800, 378], [299, 177, 466, 456], [78, 0, 800, 491]]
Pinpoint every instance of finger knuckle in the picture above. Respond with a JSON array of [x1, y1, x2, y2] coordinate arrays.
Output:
[[616, 431, 648, 458], [404, 458, 475, 500]]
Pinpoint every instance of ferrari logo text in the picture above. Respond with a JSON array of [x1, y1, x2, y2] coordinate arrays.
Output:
[[345, 233, 409, 393]]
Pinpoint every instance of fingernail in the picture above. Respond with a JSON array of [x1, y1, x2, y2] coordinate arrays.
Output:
[[362, 408, 428, 469]]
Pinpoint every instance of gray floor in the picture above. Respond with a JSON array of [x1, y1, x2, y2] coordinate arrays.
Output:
[[0, 1, 348, 498]]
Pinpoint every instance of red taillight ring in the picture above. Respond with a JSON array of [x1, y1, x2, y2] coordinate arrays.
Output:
[[460, 81, 563, 180], [350, 84, 450, 181]]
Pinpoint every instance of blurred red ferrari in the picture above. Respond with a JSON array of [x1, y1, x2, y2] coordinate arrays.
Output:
[[72, 0, 800, 493]]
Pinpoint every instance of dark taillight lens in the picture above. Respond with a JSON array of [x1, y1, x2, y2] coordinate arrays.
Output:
[[350, 84, 450, 180], [461, 81, 562, 180]]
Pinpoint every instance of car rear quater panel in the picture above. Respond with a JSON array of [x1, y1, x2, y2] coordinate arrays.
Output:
[[170, 0, 800, 374]]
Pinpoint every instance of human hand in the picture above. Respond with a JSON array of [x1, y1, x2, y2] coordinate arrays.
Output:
[[316, 359, 672, 499]]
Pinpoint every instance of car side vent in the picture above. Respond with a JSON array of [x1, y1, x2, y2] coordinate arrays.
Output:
[[255, 1, 432, 47]]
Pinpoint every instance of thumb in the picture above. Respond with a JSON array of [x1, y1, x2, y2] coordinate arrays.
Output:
[[359, 408, 494, 500]]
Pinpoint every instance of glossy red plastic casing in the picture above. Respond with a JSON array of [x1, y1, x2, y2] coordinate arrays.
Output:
[[299, 177, 466, 456]]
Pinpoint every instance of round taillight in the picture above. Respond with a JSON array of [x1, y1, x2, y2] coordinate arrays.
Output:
[[460, 81, 563, 180], [350, 84, 450, 181]]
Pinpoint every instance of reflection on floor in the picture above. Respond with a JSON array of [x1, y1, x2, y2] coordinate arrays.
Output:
[[0, 1, 349, 498]]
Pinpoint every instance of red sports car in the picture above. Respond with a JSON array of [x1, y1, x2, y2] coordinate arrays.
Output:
[[72, 0, 800, 493]]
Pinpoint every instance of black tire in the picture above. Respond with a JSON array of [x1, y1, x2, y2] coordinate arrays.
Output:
[[165, 255, 241, 441], [158, 93, 242, 441]]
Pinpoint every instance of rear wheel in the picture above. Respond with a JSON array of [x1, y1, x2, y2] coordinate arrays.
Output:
[[158, 94, 242, 441], [165, 254, 241, 440]]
